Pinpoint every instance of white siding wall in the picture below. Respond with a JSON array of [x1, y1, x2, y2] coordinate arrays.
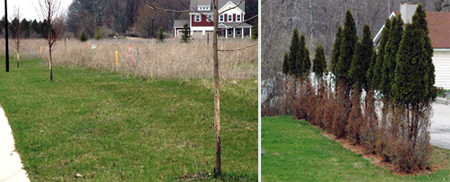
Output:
[[433, 50, 450, 89]]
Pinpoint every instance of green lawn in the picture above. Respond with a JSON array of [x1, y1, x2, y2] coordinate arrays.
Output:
[[0, 58, 257, 181], [262, 116, 450, 182]]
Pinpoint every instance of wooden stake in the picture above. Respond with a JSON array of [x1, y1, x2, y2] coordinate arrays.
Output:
[[213, 0, 221, 177]]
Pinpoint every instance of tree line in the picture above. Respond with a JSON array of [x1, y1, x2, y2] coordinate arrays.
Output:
[[279, 4, 435, 173], [1, 17, 52, 39]]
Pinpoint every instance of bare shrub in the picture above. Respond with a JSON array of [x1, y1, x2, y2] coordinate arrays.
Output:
[[346, 90, 364, 144], [360, 90, 378, 153], [322, 90, 336, 132], [312, 82, 327, 127]]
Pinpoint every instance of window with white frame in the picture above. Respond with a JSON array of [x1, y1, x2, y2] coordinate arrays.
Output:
[[236, 14, 241, 22], [195, 15, 200, 22], [227, 29, 232, 35], [228, 14, 233, 22], [236, 28, 241, 35], [198, 6, 210, 11], [207, 15, 212, 22], [219, 15, 224, 22]]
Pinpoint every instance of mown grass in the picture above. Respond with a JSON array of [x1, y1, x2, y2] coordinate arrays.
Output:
[[0, 57, 257, 181], [262, 116, 450, 182]]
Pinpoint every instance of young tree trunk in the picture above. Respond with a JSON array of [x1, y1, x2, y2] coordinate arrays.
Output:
[[16, 51, 20, 68], [49, 46, 53, 81], [213, 0, 221, 177]]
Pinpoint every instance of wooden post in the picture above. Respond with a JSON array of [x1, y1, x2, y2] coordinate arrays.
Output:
[[207, 33, 209, 44], [213, 0, 221, 177]]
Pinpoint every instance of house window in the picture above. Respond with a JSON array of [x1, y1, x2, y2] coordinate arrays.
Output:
[[236, 29, 241, 35], [227, 29, 232, 35], [195, 15, 200, 22], [219, 15, 224, 22], [236, 14, 241, 22], [207, 15, 212, 22], [228, 14, 233, 22]]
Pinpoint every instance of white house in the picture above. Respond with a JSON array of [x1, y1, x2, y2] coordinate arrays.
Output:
[[173, 0, 253, 38], [374, 3, 450, 89]]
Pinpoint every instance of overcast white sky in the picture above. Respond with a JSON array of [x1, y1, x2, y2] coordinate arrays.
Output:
[[0, 0, 73, 21]]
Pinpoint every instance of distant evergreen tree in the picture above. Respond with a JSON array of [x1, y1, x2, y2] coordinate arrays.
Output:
[[20, 19, 31, 38], [288, 28, 300, 76], [302, 46, 311, 77], [313, 44, 327, 78], [331, 26, 343, 76], [157, 27, 165, 42], [31, 20, 41, 36], [336, 10, 358, 82], [373, 18, 391, 91], [381, 16, 403, 99], [349, 24, 373, 92], [298, 35, 308, 77], [94, 27, 102, 40], [252, 20, 258, 40], [181, 23, 190, 43], [79, 31, 88, 42], [282, 52, 289, 75]]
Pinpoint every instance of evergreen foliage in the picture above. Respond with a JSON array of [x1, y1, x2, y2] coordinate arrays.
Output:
[[288, 28, 300, 76], [313, 44, 327, 78], [302, 47, 311, 77], [181, 23, 190, 43], [414, 4, 436, 100], [94, 27, 102, 40], [297, 34, 306, 77], [331, 26, 343, 76], [373, 18, 391, 90], [252, 20, 258, 40], [157, 27, 165, 42], [282, 52, 289, 75], [392, 23, 428, 105], [349, 24, 373, 91], [336, 10, 358, 81], [79, 31, 88, 42], [366, 53, 377, 90], [380, 16, 403, 99]]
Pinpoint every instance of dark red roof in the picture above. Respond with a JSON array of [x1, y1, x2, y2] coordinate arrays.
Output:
[[393, 11, 450, 48]]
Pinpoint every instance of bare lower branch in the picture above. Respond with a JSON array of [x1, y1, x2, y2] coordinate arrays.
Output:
[[218, 43, 257, 51], [145, 3, 189, 13]]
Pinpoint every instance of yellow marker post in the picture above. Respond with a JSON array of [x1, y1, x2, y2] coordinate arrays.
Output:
[[40, 46, 43, 55], [115, 51, 118, 71]]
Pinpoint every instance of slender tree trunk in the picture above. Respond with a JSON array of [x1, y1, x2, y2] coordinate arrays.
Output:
[[49, 46, 53, 81], [213, 0, 221, 177]]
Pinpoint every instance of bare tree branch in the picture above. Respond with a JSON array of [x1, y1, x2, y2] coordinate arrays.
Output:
[[218, 43, 257, 51]]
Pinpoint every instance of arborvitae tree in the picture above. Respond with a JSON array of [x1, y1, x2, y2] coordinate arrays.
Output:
[[302, 46, 311, 77], [252, 20, 258, 40], [282, 52, 289, 75], [313, 44, 327, 78], [392, 23, 428, 106], [381, 16, 403, 99], [288, 28, 300, 76], [366, 53, 377, 90], [373, 18, 391, 91], [331, 26, 343, 76], [79, 31, 88, 42], [336, 10, 358, 81], [349, 24, 373, 91], [349, 42, 365, 91], [157, 27, 165, 42], [181, 23, 190, 43], [296, 34, 306, 78], [94, 27, 102, 40], [414, 4, 436, 100]]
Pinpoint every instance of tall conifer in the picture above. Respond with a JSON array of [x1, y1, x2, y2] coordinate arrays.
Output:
[[313, 44, 327, 78], [373, 18, 391, 90], [283, 52, 289, 75], [331, 26, 343, 76], [289, 28, 300, 76], [302, 47, 311, 77], [381, 16, 403, 99], [336, 10, 358, 83]]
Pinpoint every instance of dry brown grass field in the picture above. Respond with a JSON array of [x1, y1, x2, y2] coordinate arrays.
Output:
[[0, 38, 257, 80]]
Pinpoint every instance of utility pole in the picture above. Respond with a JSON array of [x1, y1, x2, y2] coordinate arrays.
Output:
[[5, 0, 9, 72]]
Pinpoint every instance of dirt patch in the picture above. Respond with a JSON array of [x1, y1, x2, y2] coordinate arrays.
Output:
[[178, 172, 210, 181]]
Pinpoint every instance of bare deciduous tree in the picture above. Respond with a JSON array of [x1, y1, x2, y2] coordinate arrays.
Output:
[[38, 0, 64, 81], [10, 9, 23, 68], [144, 0, 256, 177]]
